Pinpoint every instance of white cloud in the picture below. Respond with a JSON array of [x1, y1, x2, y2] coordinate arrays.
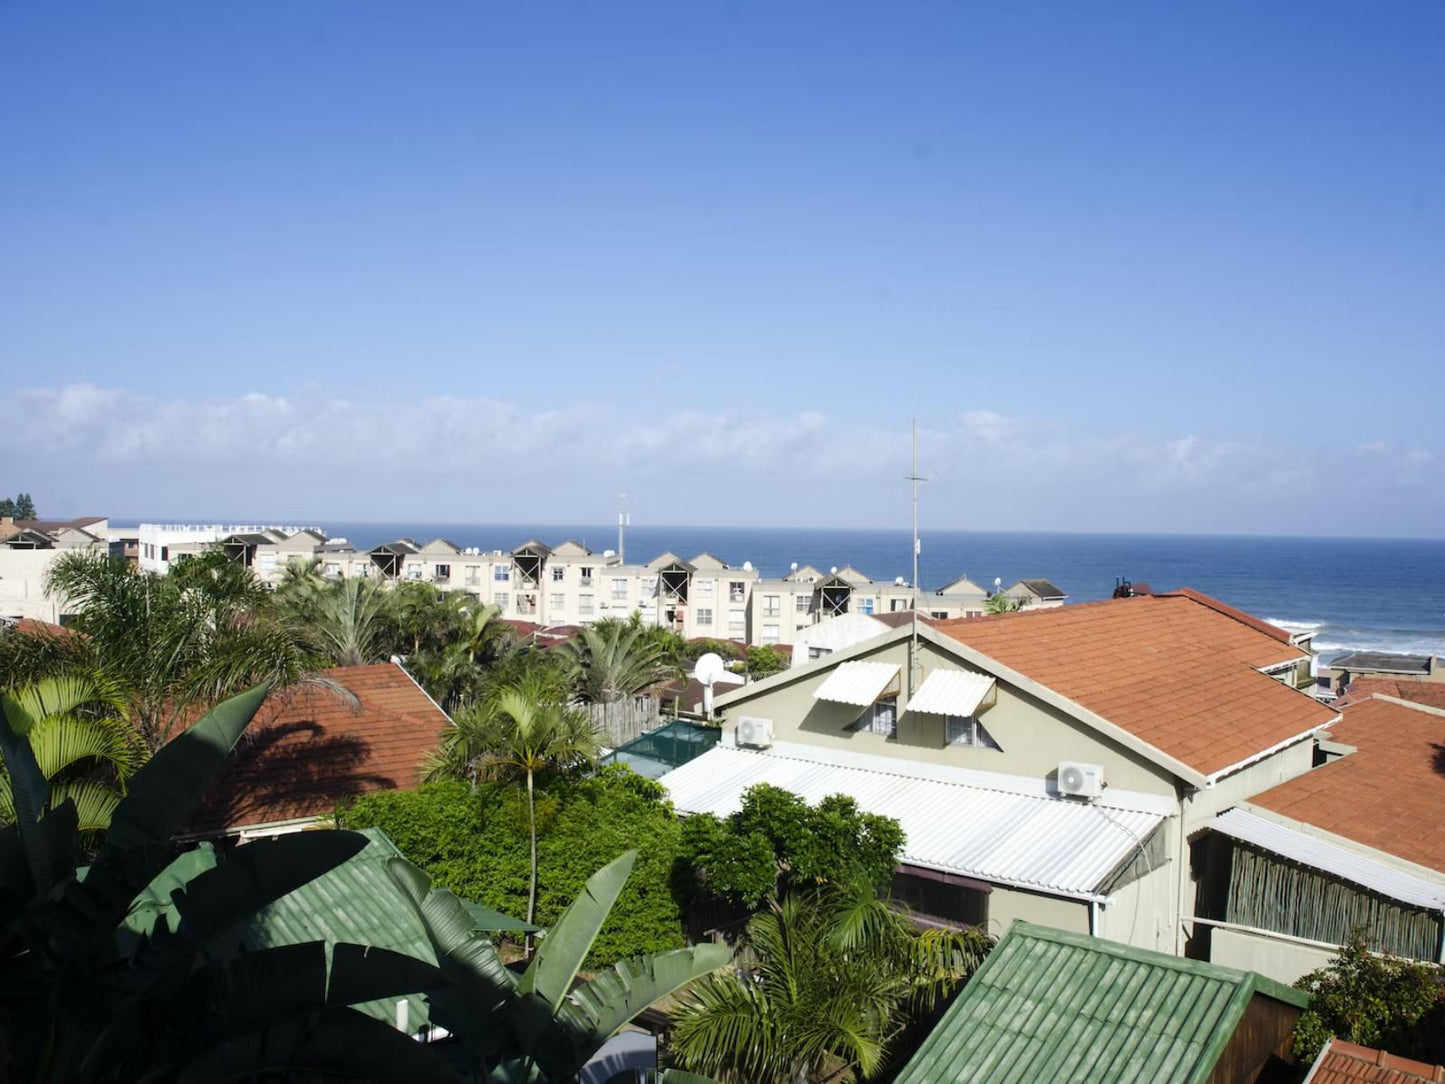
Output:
[[3, 384, 1439, 534]]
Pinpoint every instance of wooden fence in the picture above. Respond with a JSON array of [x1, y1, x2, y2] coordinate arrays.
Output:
[[584, 695, 666, 747]]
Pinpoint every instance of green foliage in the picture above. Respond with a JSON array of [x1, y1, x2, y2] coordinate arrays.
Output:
[[680, 784, 905, 908], [985, 592, 1021, 614], [340, 766, 689, 966], [1291, 928, 1445, 1062], [670, 880, 992, 1083], [683, 638, 744, 665], [744, 645, 788, 679], [0, 492, 37, 519], [566, 619, 680, 704]]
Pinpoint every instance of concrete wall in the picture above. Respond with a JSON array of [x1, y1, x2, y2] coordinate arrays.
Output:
[[1208, 925, 1334, 986], [985, 886, 1090, 940], [0, 549, 69, 621], [1100, 861, 1177, 955]]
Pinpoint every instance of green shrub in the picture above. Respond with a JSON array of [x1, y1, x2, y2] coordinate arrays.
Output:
[[338, 766, 686, 966]]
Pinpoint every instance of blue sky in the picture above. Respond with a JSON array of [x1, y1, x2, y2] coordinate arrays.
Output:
[[2, 2, 1442, 535]]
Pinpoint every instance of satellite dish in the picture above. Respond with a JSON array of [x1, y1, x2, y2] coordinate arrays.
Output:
[[790, 562, 798, 572], [895, 576, 905, 586], [994, 577, 1002, 589], [830, 566, 838, 575], [742, 560, 753, 572], [693, 652, 726, 686]]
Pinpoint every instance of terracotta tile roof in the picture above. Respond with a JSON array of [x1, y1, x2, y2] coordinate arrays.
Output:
[[934, 592, 1335, 779], [188, 663, 451, 835], [1307, 1039, 1445, 1083], [1336, 677, 1445, 711], [874, 611, 939, 630], [1248, 696, 1445, 872]]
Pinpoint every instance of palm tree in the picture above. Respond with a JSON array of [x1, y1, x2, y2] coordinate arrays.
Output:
[[985, 591, 1020, 614], [0, 674, 142, 832], [564, 619, 679, 705], [312, 577, 393, 667], [670, 880, 992, 1083], [12, 550, 317, 751], [432, 674, 602, 931]]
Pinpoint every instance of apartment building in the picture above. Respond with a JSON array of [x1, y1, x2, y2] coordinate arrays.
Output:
[[0, 516, 109, 622]]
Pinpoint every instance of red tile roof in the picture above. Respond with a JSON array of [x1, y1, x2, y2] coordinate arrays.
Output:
[[1307, 1039, 1445, 1083], [1336, 677, 1445, 711], [934, 591, 1335, 779], [188, 663, 451, 834], [1248, 695, 1445, 872]]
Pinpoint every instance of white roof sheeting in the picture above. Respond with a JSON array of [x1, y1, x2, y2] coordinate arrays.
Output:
[[1210, 808, 1445, 912], [812, 661, 901, 707], [660, 743, 1165, 901], [905, 669, 996, 718]]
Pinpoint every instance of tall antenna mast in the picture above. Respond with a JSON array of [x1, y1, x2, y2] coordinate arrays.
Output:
[[906, 419, 926, 696], [617, 494, 629, 564]]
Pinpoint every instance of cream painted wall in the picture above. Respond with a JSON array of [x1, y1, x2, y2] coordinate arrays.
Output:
[[985, 886, 1090, 940], [1100, 862, 1176, 954], [1208, 925, 1333, 986], [0, 549, 70, 621]]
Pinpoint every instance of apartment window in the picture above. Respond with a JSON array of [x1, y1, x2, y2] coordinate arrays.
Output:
[[551, 566, 565, 582], [517, 594, 536, 615], [579, 593, 595, 616], [494, 592, 510, 611], [160, 545, 169, 561], [324, 562, 341, 577], [465, 566, 481, 584], [763, 595, 780, 617], [728, 610, 746, 636], [965, 610, 982, 618], [808, 646, 833, 660], [933, 611, 951, 620], [762, 624, 780, 644], [549, 592, 566, 610], [861, 598, 875, 615], [434, 563, 451, 580], [696, 579, 714, 596], [494, 566, 510, 582], [853, 697, 897, 738], [353, 563, 370, 578], [890, 598, 908, 612], [795, 595, 810, 613], [640, 576, 656, 594], [728, 581, 745, 602], [947, 715, 1000, 749], [258, 553, 276, 573], [406, 562, 422, 580], [696, 608, 713, 626], [612, 578, 628, 600], [580, 566, 594, 583]]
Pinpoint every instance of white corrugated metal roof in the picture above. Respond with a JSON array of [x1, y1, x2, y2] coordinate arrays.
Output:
[[1210, 808, 1445, 912], [905, 669, 996, 717], [812, 661, 901, 706], [660, 743, 1165, 901]]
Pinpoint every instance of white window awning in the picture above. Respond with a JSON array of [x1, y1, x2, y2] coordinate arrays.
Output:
[[812, 661, 901, 707], [905, 669, 996, 718]]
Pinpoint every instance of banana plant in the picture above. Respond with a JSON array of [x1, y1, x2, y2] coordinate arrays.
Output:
[[0, 682, 461, 1083], [388, 850, 733, 1083]]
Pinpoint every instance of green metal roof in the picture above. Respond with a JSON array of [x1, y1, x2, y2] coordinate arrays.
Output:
[[893, 922, 1309, 1084]]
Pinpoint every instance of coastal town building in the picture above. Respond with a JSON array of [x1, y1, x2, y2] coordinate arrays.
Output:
[[0, 516, 109, 622], [660, 591, 1336, 957], [1001, 576, 1067, 609], [1315, 649, 1444, 699]]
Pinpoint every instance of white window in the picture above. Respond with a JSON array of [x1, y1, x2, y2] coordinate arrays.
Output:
[[763, 595, 780, 617], [549, 591, 566, 610], [494, 591, 509, 610], [551, 566, 565, 582], [762, 624, 780, 644], [465, 565, 481, 583], [854, 697, 897, 738], [696, 579, 714, 596], [406, 562, 423, 580], [324, 562, 340, 577], [435, 563, 451, 581], [258, 553, 276, 573], [728, 581, 745, 602], [890, 598, 908, 612], [517, 594, 536, 615], [795, 594, 810, 613], [353, 563, 370, 578], [612, 578, 628, 600], [947, 715, 1000, 749], [580, 566, 593, 583], [494, 566, 510, 582], [808, 646, 833, 660], [579, 593, 594, 616], [728, 610, 746, 636], [640, 576, 657, 594], [696, 607, 713, 626]]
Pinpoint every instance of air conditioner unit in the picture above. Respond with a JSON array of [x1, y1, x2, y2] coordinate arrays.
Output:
[[1057, 760, 1105, 800], [736, 716, 775, 749]]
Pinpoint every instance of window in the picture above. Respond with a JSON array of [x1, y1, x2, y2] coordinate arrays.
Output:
[[947, 715, 1000, 748], [796, 594, 810, 613], [465, 565, 481, 583], [353, 563, 370, 577], [853, 697, 897, 738], [640, 576, 656, 594], [932, 611, 950, 619], [551, 566, 565, 582], [612, 578, 628, 600], [728, 610, 746, 636], [579, 593, 595, 616], [762, 624, 780, 644], [325, 562, 341, 577], [580, 566, 593, 583], [763, 595, 780, 617], [696, 578, 714, 596], [728, 581, 745, 602], [160, 545, 169, 561], [808, 646, 833, 660], [861, 598, 875, 615], [890, 598, 908, 612], [494, 591, 510, 610], [258, 553, 276, 573], [965, 610, 982, 618], [517, 595, 536, 615], [434, 563, 451, 581], [549, 591, 565, 611], [494, 566, 510, 582], [406, 562, 422, 580], [696, 608, 713, 626]]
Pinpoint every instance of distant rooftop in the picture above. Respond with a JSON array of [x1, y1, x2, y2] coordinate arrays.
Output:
[[1328, 650, 1434, 674]]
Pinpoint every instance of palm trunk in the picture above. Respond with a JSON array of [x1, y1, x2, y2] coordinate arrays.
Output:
[[525, 767, 538, 956]]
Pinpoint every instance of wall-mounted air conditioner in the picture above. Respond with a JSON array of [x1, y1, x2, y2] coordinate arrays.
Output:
[[737, 716, 775, 749], [1057, 760, 1105, 800]]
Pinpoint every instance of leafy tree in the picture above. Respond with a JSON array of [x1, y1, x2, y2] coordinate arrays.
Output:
[[1292, 928, 1445, 1062], [744, 645, 788, 679], [1, 492, 37, 519], [670, 879, 992, 1083], [985, 592, 1020, 614], [7, 549, 318, 750], [408, 600, 511, 710], [566, 619, 680, 704], [680, 784, 906, 908]]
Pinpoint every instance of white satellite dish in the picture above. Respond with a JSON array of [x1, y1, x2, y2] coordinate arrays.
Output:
[[994, 577, 1002, 589], [693, 652, 726, 686], [742, 560, 753, 572], [830, 566, 838, 575], [790, 562, 798, 572]]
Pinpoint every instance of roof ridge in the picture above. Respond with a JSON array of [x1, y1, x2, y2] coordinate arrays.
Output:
[[1162, 587, 1294, 644], [1366, 692, 1445, 719]]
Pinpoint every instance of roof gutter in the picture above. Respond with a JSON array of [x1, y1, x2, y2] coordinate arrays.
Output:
[[1203, 713, 1340, 787]]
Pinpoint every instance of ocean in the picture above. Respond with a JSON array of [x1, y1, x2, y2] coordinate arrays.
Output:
[[313, 523, 1445, 661]]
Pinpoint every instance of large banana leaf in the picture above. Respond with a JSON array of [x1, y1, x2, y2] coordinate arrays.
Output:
[[102, 681, 270, 853], [0, 689, 57, 892]]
